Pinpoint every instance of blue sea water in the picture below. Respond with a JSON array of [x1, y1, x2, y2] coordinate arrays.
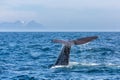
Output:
[[0, 32, 120, 80]]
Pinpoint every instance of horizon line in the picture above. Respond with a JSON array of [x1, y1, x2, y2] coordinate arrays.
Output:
[[0, 30, 119, 32]]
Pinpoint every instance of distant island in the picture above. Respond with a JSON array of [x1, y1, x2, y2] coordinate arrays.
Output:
[[0, 20, 43, 31], [0, 20, 42, 27]]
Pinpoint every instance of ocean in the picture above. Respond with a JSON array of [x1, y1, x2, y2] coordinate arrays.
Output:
[[0, 32, 120, 80]]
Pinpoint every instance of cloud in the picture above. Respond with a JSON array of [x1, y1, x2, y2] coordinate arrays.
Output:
[[0, 10, 38, 22], [1, 0, 120, 11], [0, 0, 120, 31], [32, 0, 120, 10]]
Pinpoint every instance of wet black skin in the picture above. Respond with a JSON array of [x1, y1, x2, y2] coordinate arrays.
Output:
[[54, 45, 71, 66]]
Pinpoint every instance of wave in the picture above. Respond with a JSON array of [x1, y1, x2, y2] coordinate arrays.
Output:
[[51, 62, 120, 69], [11, 75, 38, 80]]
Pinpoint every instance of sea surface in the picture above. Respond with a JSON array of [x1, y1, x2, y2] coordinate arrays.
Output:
[[0, 32, 120, 80]]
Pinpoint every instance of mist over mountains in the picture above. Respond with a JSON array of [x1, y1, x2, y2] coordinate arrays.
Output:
[[0, 20, 43, 31], [0, 20, 42, 27]]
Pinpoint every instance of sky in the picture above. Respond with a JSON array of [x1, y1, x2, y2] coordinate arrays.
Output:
[[0, 0, 120, 31]]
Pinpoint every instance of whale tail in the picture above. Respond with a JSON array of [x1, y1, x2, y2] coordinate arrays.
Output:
[[53, 36, 98, 66], [53, 36, 98, 46]]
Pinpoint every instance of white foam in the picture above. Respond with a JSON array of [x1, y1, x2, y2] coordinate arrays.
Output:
[[51, 65, 67, 69], [51, 62, 80, 69], [80, 62, 100, 66], [51, 62, 120, 69], [107, 63, 115, 66], [69, 62, 79, 65], [105, 63, 120, 68]]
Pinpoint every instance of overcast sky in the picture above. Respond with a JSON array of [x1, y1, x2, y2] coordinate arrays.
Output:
[[0, 0, 120, 31]]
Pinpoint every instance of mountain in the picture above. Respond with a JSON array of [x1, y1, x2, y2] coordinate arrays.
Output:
[[27, 20, 42, 27], [0, 20, 42, 28]]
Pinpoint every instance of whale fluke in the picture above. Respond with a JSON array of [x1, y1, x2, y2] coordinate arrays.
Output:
[[53, 39, 68, 45], [72, 36, 98, 45], [53, 36, 98, 66], [53, 36, 98, 46]]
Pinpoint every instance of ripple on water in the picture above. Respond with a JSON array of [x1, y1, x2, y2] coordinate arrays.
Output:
[[0, 32, 120, 80], [11, 75, 38, 80]]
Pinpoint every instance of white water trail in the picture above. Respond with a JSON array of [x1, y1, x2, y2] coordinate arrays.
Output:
[[51, 62, 120, 69]]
